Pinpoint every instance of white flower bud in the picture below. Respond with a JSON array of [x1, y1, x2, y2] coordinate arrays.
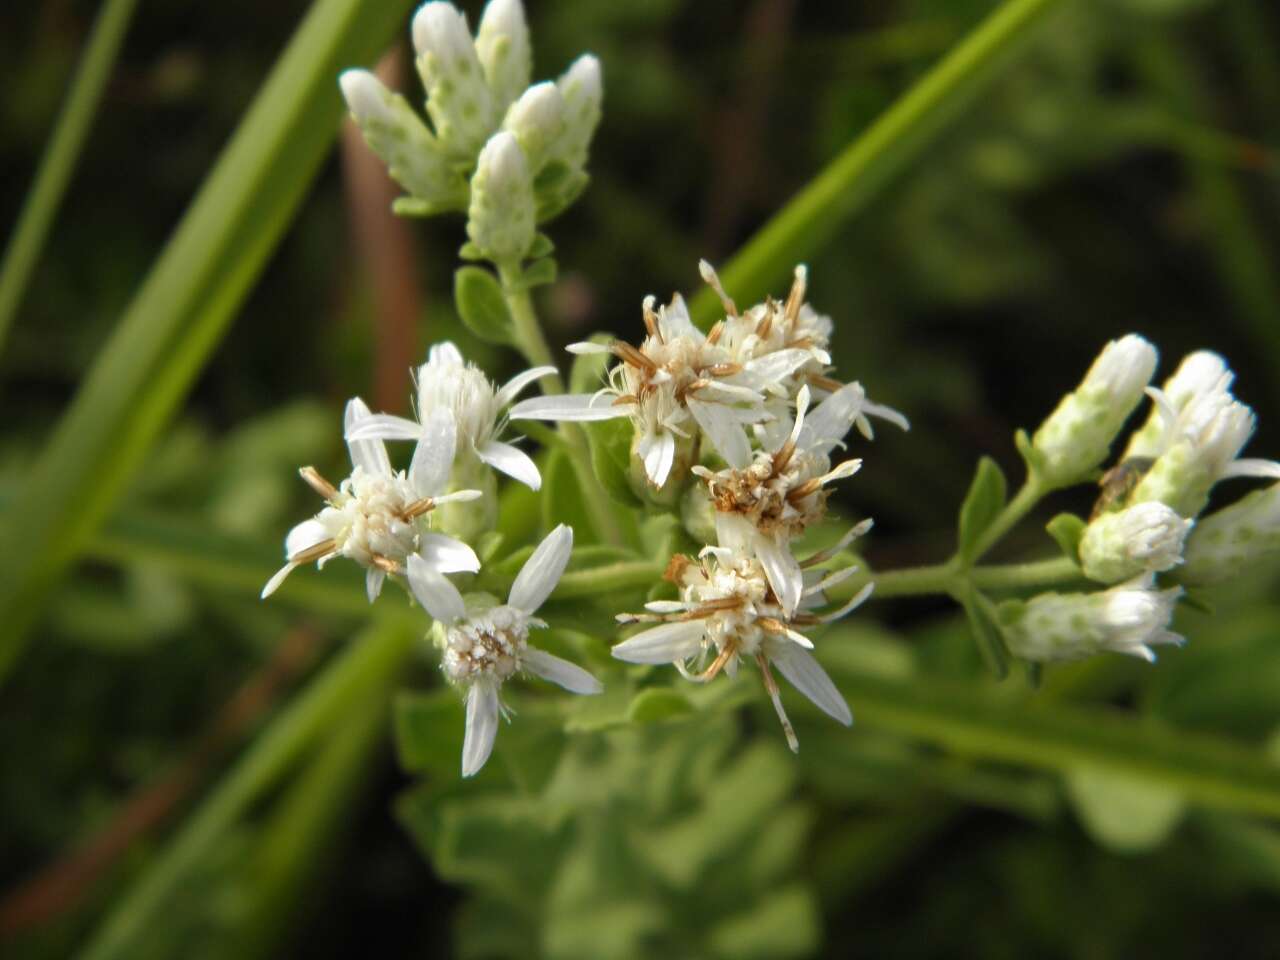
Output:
[[1031, 334, 1157, 487], [1124, 351, 1229, 460], [475, 0, 531, 114], [1179, 483, 1280, 585], [412, 2, 496, 160], [1079, 502, 1192, 584], [1002, 575, 1184, 663], [501, 81, 565, 175], [467, 132, 535, 262], [338, 70, 466, 209], [551, 54, 603, 171], [1130, 403, 1256, 517]]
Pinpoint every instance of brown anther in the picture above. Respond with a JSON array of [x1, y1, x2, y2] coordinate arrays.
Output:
[[808, 373, 843, 392], [290, 538, 337, 565], [693, 643, 736, 682], [783, 269, 806, 327], [756, 652, 799, 753], [704, 362, 742, 377], [756, 312, 773, 341], [663, 554, 693, 585], [371, 555, 402, 575], [758, 617, 792, 636], [772, 439, 797, 474], [614, 341, 657, 373], [611, 394, 639, 406], [401, 497, 436, 520], [685, 596, 744, 619], [707, 321, 725, 345], [299, 466, 338, 501], [642, 300, 660, 340], [786, 478, 824, 502]]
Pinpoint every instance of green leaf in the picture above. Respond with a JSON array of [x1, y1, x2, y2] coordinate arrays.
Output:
[[395, 690, 465, 779], [1045, 512, 1087, 563], [686, 0, 1067, 326], [528, 232, 555, 259], [707, 884, 819, 960], [454, 265, 515, 346], [1064, 766, 1187, 853], [627, 687, 694, 724], [521, 256, 558, 290], [959, 583, 1010, 679], [957, 456, 1007, 562], [0, 0, 418, 681], [543, 449, 600, 544], [585, 418, 642, 508]]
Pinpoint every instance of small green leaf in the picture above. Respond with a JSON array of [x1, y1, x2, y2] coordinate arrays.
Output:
[[457, 241, 485, 261], [521, 256, 558, 289], [1065, 765, 1187, 853], [1015, 428, 1046, 478], [393, 196, 450, 217], [527, 232, 555, 259], [627, 687, 694, 724], [570, 333, 613, 394], [1046, 512, 1087, 562], [454, 265, 514, 345], [957, 456, 1007, 562], [586, 418, 643, 508], [960, 583, 1010, 679]]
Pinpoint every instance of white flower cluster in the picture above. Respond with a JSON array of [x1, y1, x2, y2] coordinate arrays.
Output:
[[515, 263, 905, 750], [263, 344, 601, 777], [1010, 340, 1280, 662], [339, 0, 602, 263]]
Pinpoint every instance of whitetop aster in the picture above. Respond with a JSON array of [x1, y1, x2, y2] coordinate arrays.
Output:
[[611, 540, 872, 752], [262, 399, 481, 602], [348, 341, 555, 491], [408, 524, 602, 777]]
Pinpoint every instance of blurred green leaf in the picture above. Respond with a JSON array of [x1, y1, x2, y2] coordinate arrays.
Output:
[[1065, 765, 1187, 853], [454, 265, 515, 346], [958, 455, 1007, 561]]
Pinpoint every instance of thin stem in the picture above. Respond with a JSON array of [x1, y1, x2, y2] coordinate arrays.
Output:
[[863, 560, 963, 599], [970, 556, 1084, 593], [497, 263, 626, 548], [75, 619, 415, 960], [967, 477, 1043, 563], [831, 553, 1082, 602], [0, 0, 141, 353]]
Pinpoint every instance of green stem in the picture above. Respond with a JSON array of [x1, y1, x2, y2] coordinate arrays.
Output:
[[967, 477, 1043, 563], [76, 619, 415, 960], [497, 263, 625, 548], [970, 555, 1083, 593], [835, 553, 1082, 602], [0, 0, 141, 353], [863, 560, 962, 599], [554, 560, 666, 599], [688, 0, 1067, 325]]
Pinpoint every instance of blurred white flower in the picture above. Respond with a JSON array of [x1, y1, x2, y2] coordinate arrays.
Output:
[[1001, 574, 1183, 663], [1179, 482, 1280, 585], [348, 341, 555, 491], [408, 524, 602, 777], [262, 400, 480, 602], [612, 541, 872, 752]]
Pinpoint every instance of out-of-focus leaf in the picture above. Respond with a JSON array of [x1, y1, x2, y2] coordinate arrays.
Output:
[[1065, 765, 1186, 852], [706, 884, 820, 960], [957, 455, 1007, 561]]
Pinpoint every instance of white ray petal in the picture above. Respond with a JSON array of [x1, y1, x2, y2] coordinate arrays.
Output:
[[285, 519, 330, 559], [477, 440, 541, 490], [800, 382, 866, 453], [461, 683, 500, 777], [739, 348, 811, 386], [611, 620, 705, 664], [637, 430, 676, 487], [509, 523, 573, 613], [755, 533, 803, 617], [261, 562, 297, 599], [346, 413, 422, 442], [407, 553, 466, 623], [566, 341, 611, 355], [861, 399, 910, 432], [644, 600, 689, 613], [344, 397, 393, 475], [818, 582, 875, 623], [366, 567, 386, 603], [522, 646, 602, 694], [495, 365, 559, 407], [688, 398, 752, 469], [1220, 458, 1280, 480], [768, 643, 852, 726], [409, 408, 458, 497], [418, 532, 480, 574], [509, 393, 629, 421]]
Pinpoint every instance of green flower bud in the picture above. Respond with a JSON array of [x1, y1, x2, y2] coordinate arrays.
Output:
[[1079, 502, 1192, 584], [1179, 483, 1280, 585], [413, 2, 497, 160], [466, 131, 535, 263]]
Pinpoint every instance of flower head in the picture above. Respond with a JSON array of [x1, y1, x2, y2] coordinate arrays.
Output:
[[1079, 501, 1193, 584], [1179, 482, 1280, 585], [612, 537, 872, 752], [262, 399, 481, 602], [408, 524, 602, 777], [348, 341, 555, 492], [1000, 574, 1184, 663]]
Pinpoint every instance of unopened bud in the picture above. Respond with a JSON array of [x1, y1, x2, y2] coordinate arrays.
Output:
[[412, 2, 496, 159], [467, 131, 535, 262], [475, 0, 532, 114], [1179, 483, 1280, 585], [1079, 502, 1192, 584], [502, 81, 565, 175]]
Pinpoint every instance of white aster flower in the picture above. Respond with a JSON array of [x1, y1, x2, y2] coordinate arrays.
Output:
[[1030, 334, 1158, 487], [1124, 351, 1280, 517], [1000, 574, 1184, 663], [407, 524, 602, 777], [348, 341, 555, 491], [511, 289, 810, 489], [1079, 501, 1193, 584], [612, 541, 872, 752], [262, 399, 481, 602], [1179, 482, 1280, 585], [694, 385, 868, 615]]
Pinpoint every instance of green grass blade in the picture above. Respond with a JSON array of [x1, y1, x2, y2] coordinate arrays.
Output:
[[827, 662, 1280, 820], [0, 0, 415, 681], [74, 618, 415, 960], [0, 0, 141, 352], [689, 0, 1066, 325]]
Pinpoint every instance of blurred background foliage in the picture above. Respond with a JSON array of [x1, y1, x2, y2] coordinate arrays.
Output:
[[2, 0, 1280, 957]]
